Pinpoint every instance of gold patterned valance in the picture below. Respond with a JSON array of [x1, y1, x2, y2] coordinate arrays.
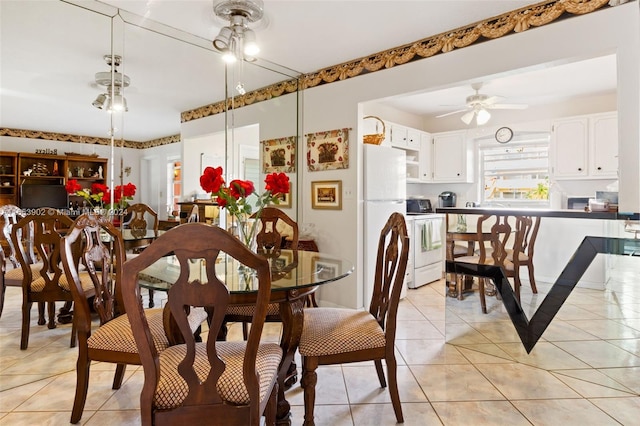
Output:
[[0, 128, 180, 150]]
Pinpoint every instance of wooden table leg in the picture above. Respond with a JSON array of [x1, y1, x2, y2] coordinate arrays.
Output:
[[276, 291, 305, 426]]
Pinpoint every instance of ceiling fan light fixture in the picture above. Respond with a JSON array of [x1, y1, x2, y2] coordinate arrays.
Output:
[[92, 93, 108, 109], [460, 110, 475, 125], [476, 108, 491, 125], [212, 0, 263, 62], [92, 54, 130, 113]]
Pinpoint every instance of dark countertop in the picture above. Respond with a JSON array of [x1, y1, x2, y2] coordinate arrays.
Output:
[[435, 207, 639, 221]]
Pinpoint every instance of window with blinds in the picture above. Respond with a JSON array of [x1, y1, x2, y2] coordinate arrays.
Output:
[[480, 138, 550, 205]]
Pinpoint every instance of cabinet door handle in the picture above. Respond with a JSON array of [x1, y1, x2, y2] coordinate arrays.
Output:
[[597, 166, 602, 170], [578, 168, 582, 171], [456, 173, 460, 176]]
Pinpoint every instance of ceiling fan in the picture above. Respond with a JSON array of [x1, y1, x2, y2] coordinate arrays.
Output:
[[436, 82, 528, 125]]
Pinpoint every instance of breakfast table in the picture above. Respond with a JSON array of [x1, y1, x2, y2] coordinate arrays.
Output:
[[137, 248, 354, 426]]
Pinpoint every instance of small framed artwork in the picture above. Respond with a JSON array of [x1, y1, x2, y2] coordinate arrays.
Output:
[[262, 136, 296, 173], [306, 128, 349, 171], [311, 180, 342, 210], [271, 182, 292, 208], [312, 256, 342, 283]]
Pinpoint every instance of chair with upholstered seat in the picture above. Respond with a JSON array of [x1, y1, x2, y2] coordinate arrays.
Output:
[[60, 213, 170, 423], [0, 205, 44, 320], [11, 208, 95, 349], [454, 215, 514, 313], [225, 206, 300, 340], [298, 212, 409, 425], [122, 223, 282, 426]]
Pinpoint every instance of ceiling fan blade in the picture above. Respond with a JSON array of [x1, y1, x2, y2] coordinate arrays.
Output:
[[482, 95, 504, 105], [487, 103, 529, 110], [460, 110, 475, 125], [436, 108, 469, 118]]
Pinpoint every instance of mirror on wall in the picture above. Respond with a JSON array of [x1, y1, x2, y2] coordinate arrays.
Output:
[[1, 0, 301, 222]]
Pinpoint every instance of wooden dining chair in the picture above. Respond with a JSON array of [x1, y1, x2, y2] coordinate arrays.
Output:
[[510, 216, 540, 299], [0, 204, 44, 320], [124, 202, 159, 307], [298, 212, 409, 425], [121, 223, 282, 426], [454, 215, 514, 313], [11, 208, 95, 349], [225, 207, 301, 340]]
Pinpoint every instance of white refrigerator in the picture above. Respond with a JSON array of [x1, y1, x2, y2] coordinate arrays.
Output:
[[364, 144, 406, 305]]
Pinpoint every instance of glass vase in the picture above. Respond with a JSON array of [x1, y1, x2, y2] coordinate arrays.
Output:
[[236, 218, 258, 253]]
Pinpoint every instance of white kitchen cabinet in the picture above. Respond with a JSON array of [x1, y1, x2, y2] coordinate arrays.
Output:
[[432, 130, 473, 183], [389, 123, 421, 150], [590, 112, 618, 178], [418, 133, 432, 182], [552, 117, 589, 178], [552, 112, 618, 179]]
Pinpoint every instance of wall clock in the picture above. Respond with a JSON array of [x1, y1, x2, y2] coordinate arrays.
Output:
[[495, 126, 514, 144]]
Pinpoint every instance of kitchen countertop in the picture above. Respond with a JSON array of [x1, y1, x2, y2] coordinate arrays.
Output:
[[435, 207, 639, 221]]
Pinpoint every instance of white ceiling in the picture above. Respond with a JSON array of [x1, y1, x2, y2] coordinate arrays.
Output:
[[0, 0, 616, 143]]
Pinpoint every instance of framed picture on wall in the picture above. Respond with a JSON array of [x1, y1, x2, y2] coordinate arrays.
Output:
[[312, 256, 342, 283], [311, 180, 342, 210], [306, 128, 349, 171], [262, 136, 296, 173]]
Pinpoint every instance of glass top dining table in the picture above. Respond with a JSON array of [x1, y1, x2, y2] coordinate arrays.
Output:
[[137, 248, 353, 296]]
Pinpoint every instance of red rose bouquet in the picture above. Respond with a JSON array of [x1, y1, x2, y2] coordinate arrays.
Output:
[[65, 179, 136, 211], [200, 166, 290, 247]]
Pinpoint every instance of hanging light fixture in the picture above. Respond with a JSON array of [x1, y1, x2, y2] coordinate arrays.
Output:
[[91, 54, 130, 113], [212, 0, 264, 63], [460, 106, 491, 126]]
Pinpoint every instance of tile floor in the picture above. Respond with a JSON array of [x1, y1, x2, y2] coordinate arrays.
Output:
[[1, 256, 639, 425]]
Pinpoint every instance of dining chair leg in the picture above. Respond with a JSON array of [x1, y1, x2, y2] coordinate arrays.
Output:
[[0, 279, 5, 320], [47, 300, 56, 329], [148, 289, 155, 308], [528, 266, 538, 293], [242, 321, 249, 340], [374, 359, 386, 387], [20, 301, 32, 350], [264, 382, 278, 426], [37, 301, 46, 325], [71, 352, 90, 424], [479, 279, 487, 314], [386, 355, 404, 423], [112, 364, 127, 389], [301, 356, 319, 426]]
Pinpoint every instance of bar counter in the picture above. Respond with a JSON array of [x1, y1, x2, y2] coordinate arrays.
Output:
[[436, 207, 639, 221]]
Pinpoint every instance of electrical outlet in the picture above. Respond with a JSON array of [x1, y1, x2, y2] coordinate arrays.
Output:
[[344, 187, 354, 199]]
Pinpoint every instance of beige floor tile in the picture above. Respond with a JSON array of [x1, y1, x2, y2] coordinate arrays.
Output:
[[286, 365, 348, 406], [0, 374, 53, 392], [455, 344, 515, 364], [395, 339, 468, 365], [395, 320, 443, 340], [536, 319, 600, 341], [350, 402, 441, 426], [413, 305, 446, 322], [289, 403, 353, 426], [468, 320, 523, 343], [589, 396, 640, 425], [497, 341, 591, 370], [553, 340, 640, 368], [552, 369, 637, 395], [431, 401, 530, 425], [342, 365, 426, 404], [512, 398, 621, 425], [598, 367, 640, 393], [565, 319, 640, 339], [0, 377, 55, 412], [411, 364, 505, 402], [444, 323, 492, 345], [0, 410, 91, 426], [476, 363, 582, 400], [83, 409, 141, 425]]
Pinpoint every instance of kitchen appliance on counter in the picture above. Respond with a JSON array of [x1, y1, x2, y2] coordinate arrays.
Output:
[[567, 196, 590, 210], [438, 191, 456, 207], [406, 198, 433, 215]]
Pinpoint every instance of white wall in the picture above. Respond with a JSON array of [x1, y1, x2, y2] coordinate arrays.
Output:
[[139, 142, 180, 219]]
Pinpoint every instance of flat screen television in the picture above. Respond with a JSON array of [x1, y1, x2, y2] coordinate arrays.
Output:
[[20, 184, 69, 210]]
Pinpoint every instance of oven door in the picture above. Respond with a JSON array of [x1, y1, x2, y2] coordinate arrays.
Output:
[[411, 217, 444, 288]]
